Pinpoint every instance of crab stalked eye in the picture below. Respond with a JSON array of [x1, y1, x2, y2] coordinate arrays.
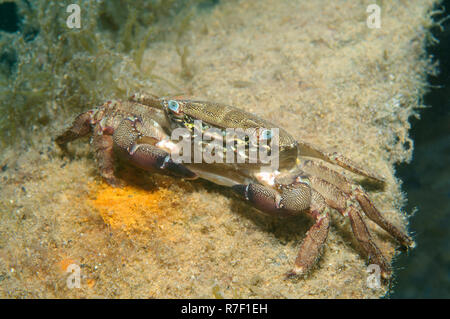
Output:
[[260, 129, 273, 141], [168, 100, 181, 114]]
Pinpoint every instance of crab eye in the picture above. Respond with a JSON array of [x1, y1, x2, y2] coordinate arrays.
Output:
[[260, 129, 273, 141], [168, 100, 181, 113]]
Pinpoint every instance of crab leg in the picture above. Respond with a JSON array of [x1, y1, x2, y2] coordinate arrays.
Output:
[[113, 117, 197, 179], [128, 92, 163, 109], [300, 160, 414, 248], [232, 178, 331, 276], [304, 172, 392, 278], [56, 108, 122, 186], [55, 109, 95, 152], [347, 206, 391, 279], [91, 123, 121, 186], [288, 190, 330, 277], [297, 141, 385, 182]]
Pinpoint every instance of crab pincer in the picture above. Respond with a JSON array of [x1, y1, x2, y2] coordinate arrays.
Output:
[[113, 117, 197, 179]]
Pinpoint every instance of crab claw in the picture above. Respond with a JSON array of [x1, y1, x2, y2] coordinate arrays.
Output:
[[233, 183, 333, 276], [232, 183, 282, 214], [113, 118, 197, 179], [127, 143, 197, 179], [232, 182, 311, 217]]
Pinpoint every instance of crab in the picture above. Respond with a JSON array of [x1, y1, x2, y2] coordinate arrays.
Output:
[[56, 92, 414, 280]]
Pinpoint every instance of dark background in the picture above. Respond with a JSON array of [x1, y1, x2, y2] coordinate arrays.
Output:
[[391, 1, 450, 299], [0, 1, 448, 298]]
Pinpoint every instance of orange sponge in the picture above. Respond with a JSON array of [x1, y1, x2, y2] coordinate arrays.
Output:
[[88, 178, 186, 241]]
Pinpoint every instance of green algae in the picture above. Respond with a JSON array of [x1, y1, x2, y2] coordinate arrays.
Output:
[[0, 0, 210, 147]]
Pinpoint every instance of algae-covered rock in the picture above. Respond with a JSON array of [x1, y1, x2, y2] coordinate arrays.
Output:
[[0, 0, 439, 298]]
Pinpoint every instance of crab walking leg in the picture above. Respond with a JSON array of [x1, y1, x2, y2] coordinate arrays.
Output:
[[300, 160, 414, 248], [347, 207, 391, 279], [128, 92, 162, 109], [91, 124, 121, 186], [56, 109, 95, 151], [353, 186, 415, 248], [288, 190, 330, 277], [297, 141, 385, 182], [305, 174, 391, 277], [56, 108, 122, 186], [113, 118, 197, 179]]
